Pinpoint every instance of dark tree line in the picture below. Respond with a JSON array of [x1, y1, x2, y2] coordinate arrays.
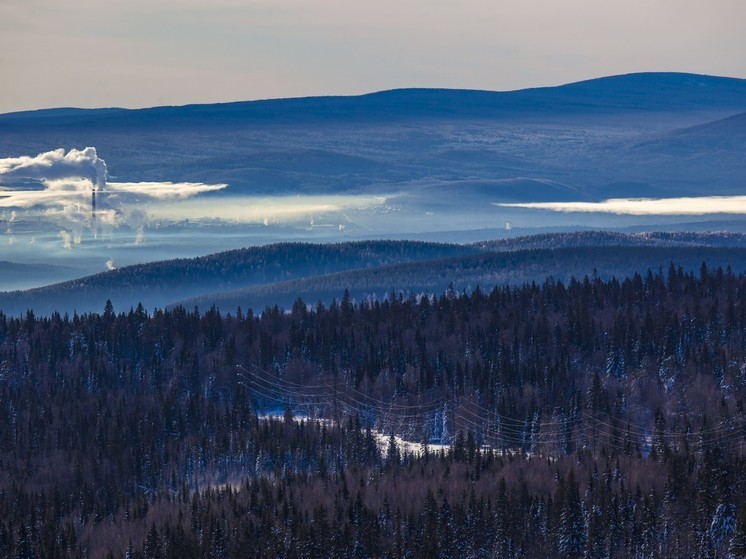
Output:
[[1, 263, 746, 556]]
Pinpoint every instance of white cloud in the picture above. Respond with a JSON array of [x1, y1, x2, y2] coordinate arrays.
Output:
[[143, 194, 385, 222], [495, 196, 746, 216]]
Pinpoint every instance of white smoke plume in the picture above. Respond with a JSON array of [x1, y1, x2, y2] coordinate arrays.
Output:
[[0, 148, 227, 249], [0, 149, 227, 209], [105, 259, 117, 271], [59, 230, 73, 250], [5, 210, 16, 234], [0, 147, 107, 190], [124, 208, 148, 245]]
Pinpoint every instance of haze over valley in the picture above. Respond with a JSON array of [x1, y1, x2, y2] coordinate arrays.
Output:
[[2, 72, 746, 292]]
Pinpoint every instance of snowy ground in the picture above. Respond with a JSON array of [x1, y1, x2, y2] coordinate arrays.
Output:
[[258, 412, 451, 458]]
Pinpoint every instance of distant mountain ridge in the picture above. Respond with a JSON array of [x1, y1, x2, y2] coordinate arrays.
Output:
[[1, 71, 745, 266], [2, 72, 745, 126], [1, 71, 744, 204]]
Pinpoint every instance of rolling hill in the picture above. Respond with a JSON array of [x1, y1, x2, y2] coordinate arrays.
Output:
[[3, 72, 745, 128], [4, 231, 746, 316], [0, 240, 479, 316]]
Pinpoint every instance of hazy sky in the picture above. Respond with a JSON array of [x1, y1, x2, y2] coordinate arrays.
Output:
[[1, 0, 745, 113]]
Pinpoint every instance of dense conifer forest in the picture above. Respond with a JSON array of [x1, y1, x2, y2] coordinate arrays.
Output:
[[2, 262, 746, 557]]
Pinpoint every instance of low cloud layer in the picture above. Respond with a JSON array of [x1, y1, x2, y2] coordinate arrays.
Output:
[[108, 182, 228, 199], [495, 196, 746, 216], [143, 194, 387, 223]]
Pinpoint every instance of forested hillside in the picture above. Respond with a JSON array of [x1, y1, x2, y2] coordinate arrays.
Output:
[[176, 245, 746, 312], [5, 232, 746, 316], [1, 262, 746, 557], [476, 230, 746, 251], [0, 240, 477, 316]]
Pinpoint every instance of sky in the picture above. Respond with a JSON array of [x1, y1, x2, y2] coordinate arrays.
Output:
[[1, 0, 746, 114]]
